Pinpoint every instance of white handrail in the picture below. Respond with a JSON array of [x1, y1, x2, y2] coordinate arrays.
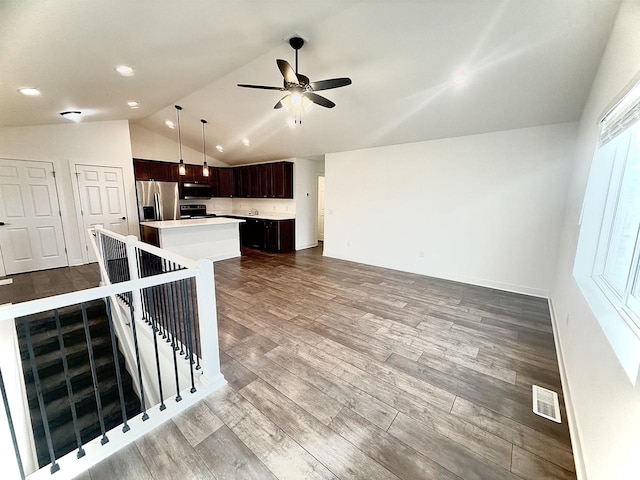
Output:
[[0, 269, 195, 322]]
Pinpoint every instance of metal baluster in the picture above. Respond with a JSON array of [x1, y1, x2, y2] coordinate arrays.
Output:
[[145, 286, 166, 411], [105, 298, 130, 433], [180, 279, 196, 393], [21, 320, 60, 473], [81, 303, 109, 445], [128, 301, 149, 421], [165, 263, 182, 402], [0, 369, 26, 480], [188, 277, 201, 370], [161, 259, 172, 342], [53, 309, 85, 458], [170, 263, 185, 355]]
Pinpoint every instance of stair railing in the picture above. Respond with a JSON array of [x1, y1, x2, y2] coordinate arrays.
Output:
[[0, 226, 226, 480]]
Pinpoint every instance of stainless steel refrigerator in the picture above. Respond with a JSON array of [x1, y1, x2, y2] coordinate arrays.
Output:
[[136, 181, 179, 221]]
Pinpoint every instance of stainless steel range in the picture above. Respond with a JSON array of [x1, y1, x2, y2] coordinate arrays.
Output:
[[179, 204, 217, 219]]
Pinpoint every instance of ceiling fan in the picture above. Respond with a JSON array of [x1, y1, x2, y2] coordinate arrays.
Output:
[[237, 36, 352, 112]]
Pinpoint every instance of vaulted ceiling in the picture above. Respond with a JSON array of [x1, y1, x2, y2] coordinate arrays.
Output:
[[1, 0, 621, 164]]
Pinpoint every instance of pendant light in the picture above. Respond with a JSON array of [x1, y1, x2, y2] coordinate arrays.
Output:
[[175, 105, 186, 176], [201, 119, 209, 177]]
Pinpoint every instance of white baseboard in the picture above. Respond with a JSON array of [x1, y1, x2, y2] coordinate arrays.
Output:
[[322, 249, 548, 298], [296, 242, 318, 251], [548, 295, 586, 480]]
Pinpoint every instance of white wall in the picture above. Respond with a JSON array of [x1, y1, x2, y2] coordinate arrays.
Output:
[[550, 2, 640, 479], [129, 123, 227, 167], [0, 120, 136, 267], [294, 158, 325, 250], [325, 123, 577, 296]]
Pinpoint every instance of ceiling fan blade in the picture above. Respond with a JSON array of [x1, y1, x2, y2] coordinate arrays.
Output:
[[297, 73, 310, 86], [277, 59, 299, 84], [309, 77, 352, 91], [274, 96, 288, 109], [237, 83, 285, 91], [304, 92, 336, 109]]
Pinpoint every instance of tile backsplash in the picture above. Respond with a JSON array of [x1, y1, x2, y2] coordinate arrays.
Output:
[[181, 197, 295, 214]]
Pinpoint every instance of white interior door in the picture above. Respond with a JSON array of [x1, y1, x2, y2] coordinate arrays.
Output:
[[0, 159, 68, 275], [76, 164, 129, 262], [318, 176, 325, 241]]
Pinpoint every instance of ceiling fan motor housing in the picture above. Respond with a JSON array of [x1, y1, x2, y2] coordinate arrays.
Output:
[[289, 36, 305, 50]]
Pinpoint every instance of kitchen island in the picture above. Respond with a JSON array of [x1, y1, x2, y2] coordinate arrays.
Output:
[[140, 217, 245, 261]]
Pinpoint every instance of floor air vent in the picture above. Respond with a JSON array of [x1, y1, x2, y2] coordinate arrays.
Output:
[[532, 385, 561, 423]]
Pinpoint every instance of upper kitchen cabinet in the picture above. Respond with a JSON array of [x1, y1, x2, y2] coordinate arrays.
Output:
[[272, 162, 293, 198], [216, 168, 234, 197], [133, 158, 178, 182], [258, 163, 273, 198]]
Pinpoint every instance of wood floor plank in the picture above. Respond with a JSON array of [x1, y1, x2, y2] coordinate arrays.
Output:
[[89, 443, 153, 480], [194, 425, 277, 479], [318, 338, 456, 412], [388, 413, 520, 480], [204, 386, 338, 480], [135, 421, 213, 480], [220, 352, 258, 391], [172, 400, 224, 448], [511, 445, 577, 480], [329, 407, 462, 480], [240, 379, 400, 480], [228, 344, 343, 425], [451, 397, 575, 472], [265, 345, 399, 430]]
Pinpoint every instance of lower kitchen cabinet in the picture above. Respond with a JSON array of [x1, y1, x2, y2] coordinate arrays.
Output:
[[239, 218, 295, 253]]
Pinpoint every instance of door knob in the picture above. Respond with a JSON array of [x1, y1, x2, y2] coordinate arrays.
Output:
[[0, 222, 5, 226], [120, 217, 126, 220]]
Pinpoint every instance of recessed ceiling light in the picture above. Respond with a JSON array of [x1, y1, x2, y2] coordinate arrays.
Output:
[[127, 101, 139, 108], [216, 145, 224, 153], [115, 65, 134, 76], [452, 72, 468, 85], [242, 138, 250, 147], [60, 111, 82, 122], [165, 120, 175, 129], [18, 87, 41, 96]]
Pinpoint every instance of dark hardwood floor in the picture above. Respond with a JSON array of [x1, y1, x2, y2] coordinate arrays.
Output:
[[3, 246, 575, 479]]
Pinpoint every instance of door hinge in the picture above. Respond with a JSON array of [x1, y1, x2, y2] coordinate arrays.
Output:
[[51, 170, 56, 178], [86, 245, 88, 251]]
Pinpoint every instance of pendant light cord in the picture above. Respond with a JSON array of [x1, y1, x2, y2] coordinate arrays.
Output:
[[175, 105, 183, 160], [201, 119, 207, 161]]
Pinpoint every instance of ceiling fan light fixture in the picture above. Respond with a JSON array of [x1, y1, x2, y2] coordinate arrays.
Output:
[[175, 105, 186, 176], [201, 119, 209, 177]]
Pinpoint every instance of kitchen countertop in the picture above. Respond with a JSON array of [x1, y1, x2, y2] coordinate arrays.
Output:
[[141, 217, 245, 229], [211, 211, 295, 221]]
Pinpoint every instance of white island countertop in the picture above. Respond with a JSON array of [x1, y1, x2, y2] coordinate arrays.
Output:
[[140, 217, 244, 229]]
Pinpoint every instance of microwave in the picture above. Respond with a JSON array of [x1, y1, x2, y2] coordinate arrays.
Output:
[[181, 182, 212, 199]]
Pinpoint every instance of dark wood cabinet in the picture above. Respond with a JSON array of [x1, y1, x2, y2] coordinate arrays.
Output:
[[134, 159, 179, 182], [272, 162, 293, 198], [134, 159, 293, 199], [238, 217, 294, 253], [258, 164, 273, 198], [216, 168, 234, 197]]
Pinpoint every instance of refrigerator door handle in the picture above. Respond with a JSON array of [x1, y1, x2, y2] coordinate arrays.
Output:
[[154, 191, 162, 220]]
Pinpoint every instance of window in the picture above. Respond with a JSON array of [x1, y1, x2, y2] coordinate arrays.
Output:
[[574, 81, 640, 384]]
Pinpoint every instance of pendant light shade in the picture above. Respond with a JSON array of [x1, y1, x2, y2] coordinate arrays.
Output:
[[201, 119, 209, 177], [175, 105, 186, 176]]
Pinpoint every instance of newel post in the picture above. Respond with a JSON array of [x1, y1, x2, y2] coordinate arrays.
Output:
[[195, 259, 222, 386], [125, 235, 144, 323]]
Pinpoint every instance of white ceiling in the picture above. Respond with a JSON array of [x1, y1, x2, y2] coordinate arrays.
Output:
[[1, 0, 621, 164]]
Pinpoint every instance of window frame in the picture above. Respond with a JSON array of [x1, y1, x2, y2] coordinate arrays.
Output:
[[574, 82, 640, 385]]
